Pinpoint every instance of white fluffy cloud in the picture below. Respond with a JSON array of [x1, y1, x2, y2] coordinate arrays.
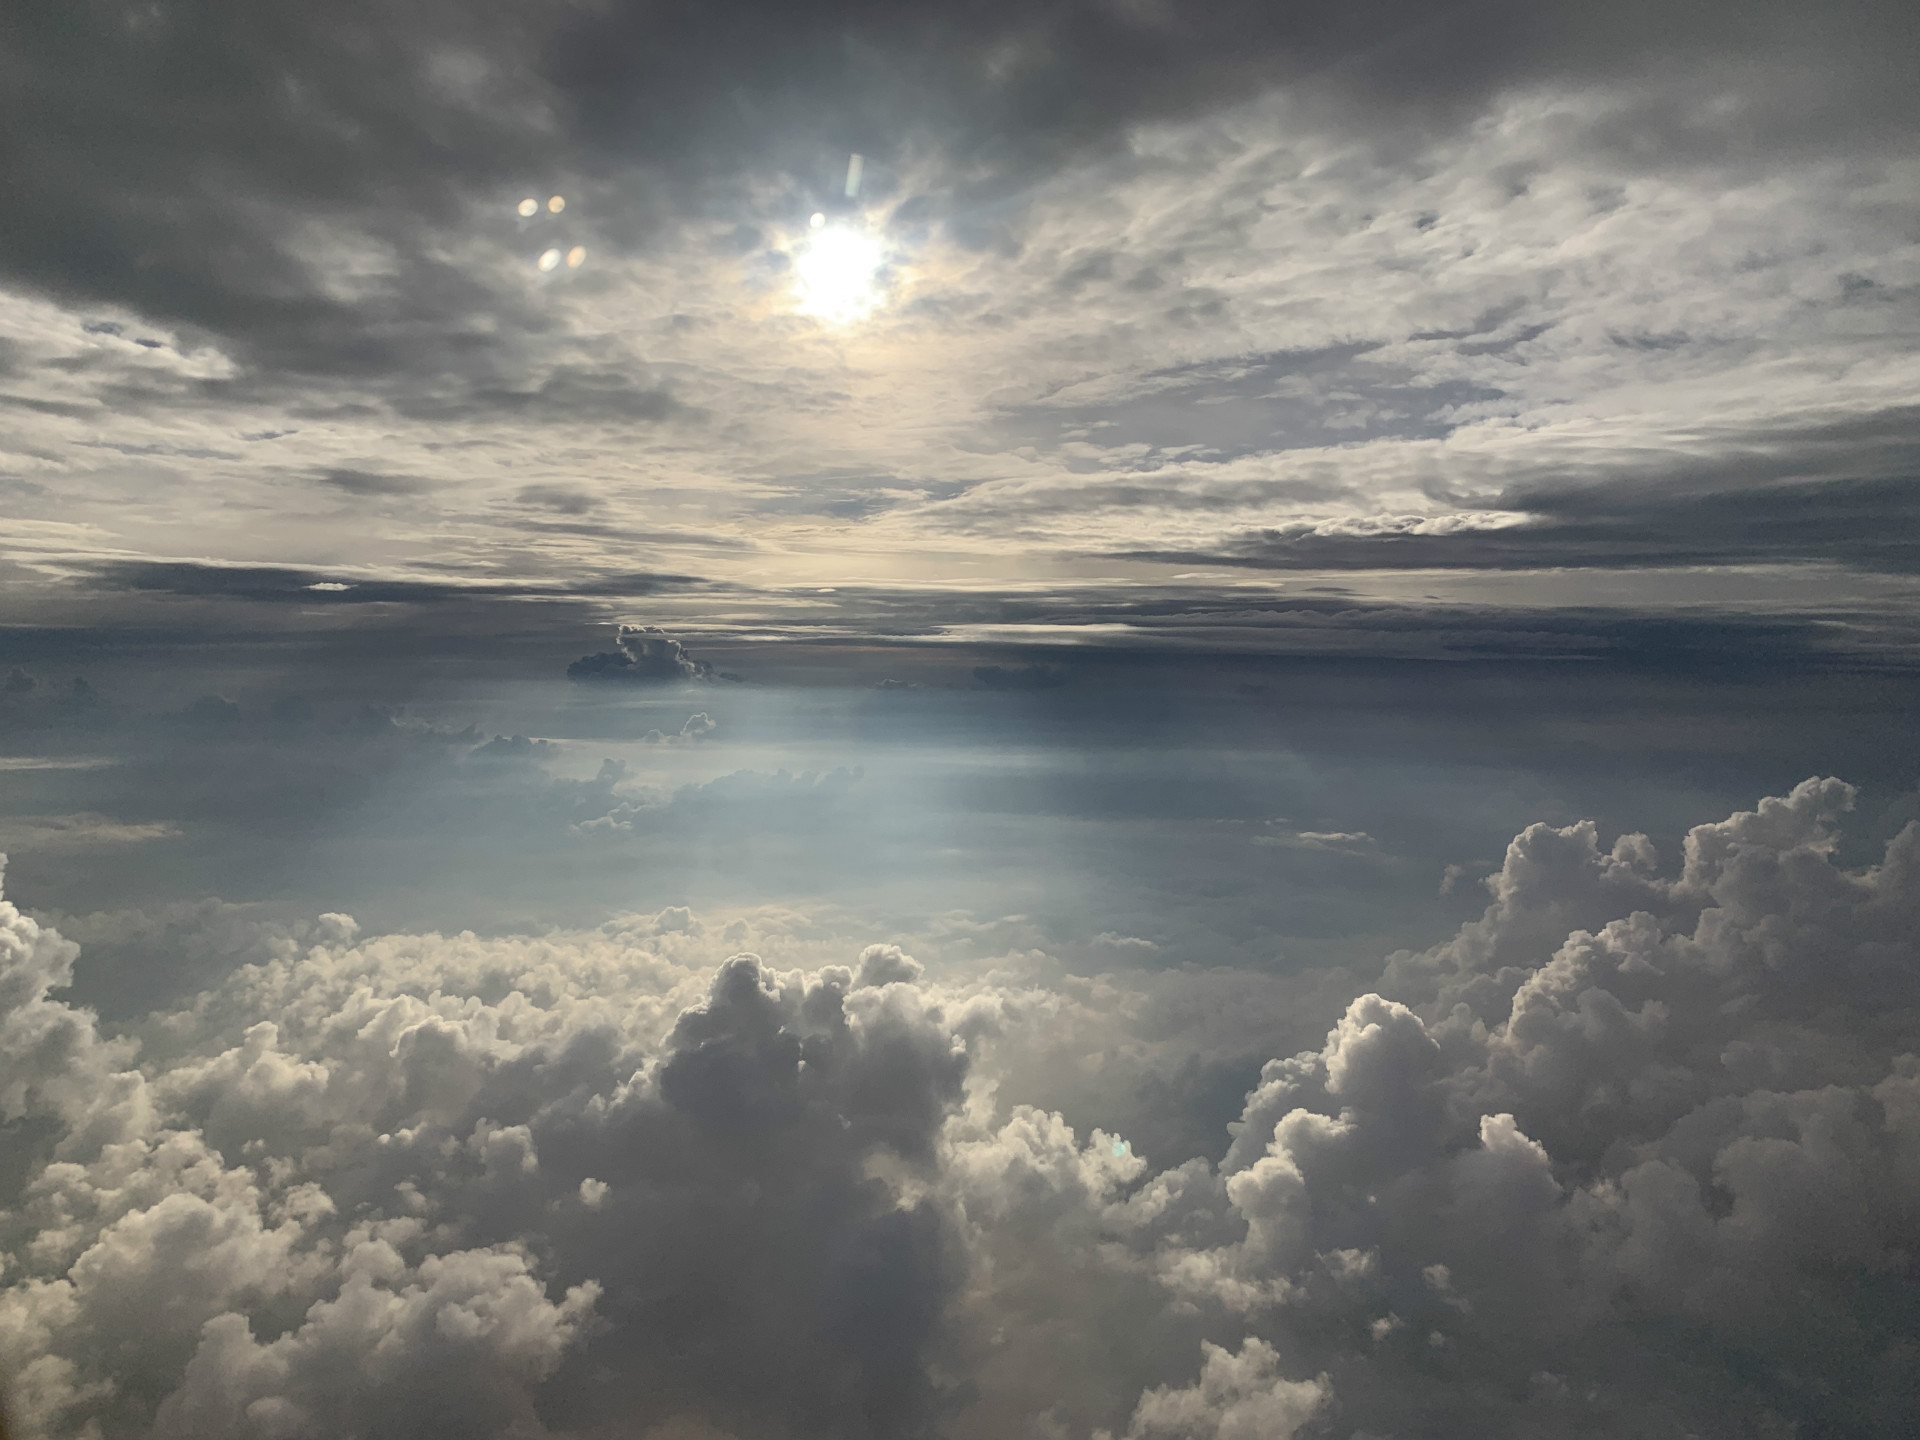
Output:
[[2, 777, 1917, 1437]]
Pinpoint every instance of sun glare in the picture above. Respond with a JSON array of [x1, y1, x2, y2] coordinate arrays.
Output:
[[793, 224, 884, 323]]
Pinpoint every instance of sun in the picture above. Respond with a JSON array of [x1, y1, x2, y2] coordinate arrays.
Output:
[[793, 223, 885, 323]]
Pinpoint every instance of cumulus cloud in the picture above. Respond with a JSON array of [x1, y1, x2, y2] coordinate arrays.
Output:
[[1077, 778, 1920, 1438], [642, 713, 718, 744], [469, 734, 560, 763], [567, 627, 715, 684], [855, 943, 924, 989], [2, 777, 1917, 1437], [0, 868, 974, 1439], [1104, 1339, 1327, 1440]]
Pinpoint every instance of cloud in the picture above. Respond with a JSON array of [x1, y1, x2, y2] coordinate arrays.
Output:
[[0, 867, 974, 1439], [4, 6, 1918, 1424], [2, 778, 1915, 1437], [1081, 779, 1920, 1437], [1116, 470, 1920, 575], [642, 713, 719, 745], [5, 4, 1915, 659], [78, 560, 709, 606], [1105, 1338, 1328, 1440], [568, 627, 715, 683], [468, 734, 559, 763], [855, 943, 924, 989], [512, 484, 600, 515], [1253, 827, 1376, 853], [0, 814, 182, 851], [550, 0, 1917, 212], [314, 468, 438, 498]]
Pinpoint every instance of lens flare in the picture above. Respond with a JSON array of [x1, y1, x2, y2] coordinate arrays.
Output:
[[517, 198, 538, 218], [793, 225, 883, 322], [548, 195, 565, 213], [537, 248, 562, 272], [566, 246, 586, 268]]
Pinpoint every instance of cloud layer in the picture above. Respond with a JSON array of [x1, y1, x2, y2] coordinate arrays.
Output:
[[5, 7, 1918, 1433], [4, 0, 1917, 656], [3, 777, 1915, 1437]]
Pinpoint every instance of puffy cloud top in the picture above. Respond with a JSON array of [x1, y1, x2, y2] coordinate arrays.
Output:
[[568, 628, 715, 684], [2, 777, 1917, 1437]]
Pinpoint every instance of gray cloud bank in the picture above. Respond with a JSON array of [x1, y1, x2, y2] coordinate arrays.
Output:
[[1117, 472, 1920, 575], [3, 776, 1916, 1437]]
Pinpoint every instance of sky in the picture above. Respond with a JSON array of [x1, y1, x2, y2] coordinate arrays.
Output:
[[1, 2, 1918, 1438]]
